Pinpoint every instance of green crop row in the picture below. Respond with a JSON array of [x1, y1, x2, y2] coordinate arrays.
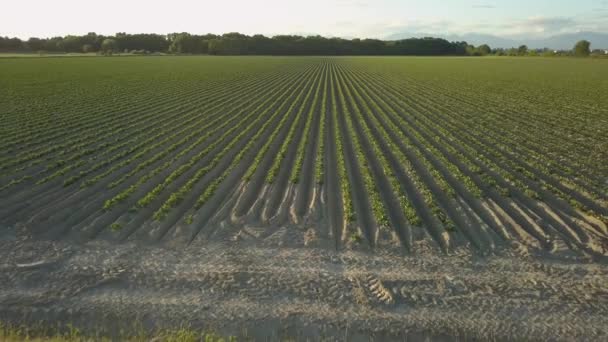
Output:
[[154, 64, 321, 219]]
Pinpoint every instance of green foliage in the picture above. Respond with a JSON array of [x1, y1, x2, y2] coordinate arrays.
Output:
[[2, 33, 469, 55], [466, 44, 492, 56], [101, 38, 118, 56], [477, 44, 491, 56], [290, 64, 325, 184], [350, 232, 362, 244], [518, 45, 528, 56], [188, 66, 322, 213], [267, 65, 320, 183], [574, 40, 591, 57], [328, 69, 355, 223], [314, 65, 329, 185]]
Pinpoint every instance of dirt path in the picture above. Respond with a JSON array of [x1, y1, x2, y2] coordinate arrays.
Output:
[[1, 229, 607, 341]]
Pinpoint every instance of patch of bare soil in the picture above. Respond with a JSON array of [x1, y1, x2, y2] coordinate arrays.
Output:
[[0, 229, 607, 341]]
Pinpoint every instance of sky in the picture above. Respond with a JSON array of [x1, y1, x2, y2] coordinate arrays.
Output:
[[2, 0, 608, 39]]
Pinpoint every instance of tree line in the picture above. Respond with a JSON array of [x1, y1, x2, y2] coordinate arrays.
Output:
[[0, 32, 471, 56], [489, 41, 598, 57], [0, 32, 598, 57]]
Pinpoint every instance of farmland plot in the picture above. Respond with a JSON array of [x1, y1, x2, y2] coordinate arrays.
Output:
[[1, 56, 607, 257], [2, 56, 608, 340]]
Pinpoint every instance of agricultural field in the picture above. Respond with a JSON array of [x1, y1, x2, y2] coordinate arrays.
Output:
[[1, 56, 608, 340], [1, 56, 607, 254]]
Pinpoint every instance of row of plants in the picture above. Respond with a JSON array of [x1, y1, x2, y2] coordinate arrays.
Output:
[[1, 58, 278, 154], [167, 64, 325, 218], [333, 65, 389, 228], [265, 64, 324, 183], [27, 71, 277, 187], [355, 63, 596, 239], [101, 65, 312, 211], [2, 80, 168, 152], [242, 66, 321, 182], [1, 63, 282, 179], [337, 66, 437, 228], [328, 67, 354, 223], [340, 65, 460, 232], [77, 67, 292, 189], [314, 64, 329, 185], [381, 70, 607, 222], [289, 63, 327, 184], [1, 80, 199, 172], [391, 68, 607, 202], [109, 69, 298, 191]]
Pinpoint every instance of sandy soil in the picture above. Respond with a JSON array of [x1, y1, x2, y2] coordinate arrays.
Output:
[[1, 225, 607, 341]]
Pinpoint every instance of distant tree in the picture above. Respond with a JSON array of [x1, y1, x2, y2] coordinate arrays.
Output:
[[0, 36, 25, 52], [573, 40, 591, 57], [518, 45, 528, 55], [26, 37, 45, 51], [101, 38, 118, 55], [541, 48, 556, 57], [42, 37, 64, 52], [1, 31, 480, 56], [208, 39, 222, 55], [477, 44, 491, 56], [168, 33, 208, 54], [82, 44, 94, 53], [465, 44, 478, 56], [116, 32, 168, 52]]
